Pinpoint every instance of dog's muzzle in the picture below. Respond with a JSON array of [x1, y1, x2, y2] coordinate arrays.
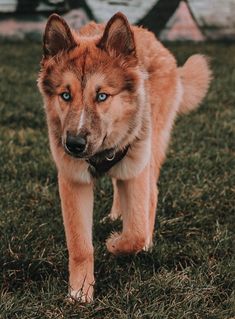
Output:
[[64, 132, 87, 157], [63, 132, 130, 177]]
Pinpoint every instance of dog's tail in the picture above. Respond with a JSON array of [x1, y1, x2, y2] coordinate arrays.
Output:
[[178, 54, 212, 114]]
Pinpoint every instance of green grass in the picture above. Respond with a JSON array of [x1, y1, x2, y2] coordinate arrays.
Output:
[[0, 41, 234, 318]]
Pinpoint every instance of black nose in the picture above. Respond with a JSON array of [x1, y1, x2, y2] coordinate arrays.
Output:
[[65, 132, 87, 156]]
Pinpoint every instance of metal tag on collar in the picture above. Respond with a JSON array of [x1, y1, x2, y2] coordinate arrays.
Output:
[[105, 151, 115, 161]]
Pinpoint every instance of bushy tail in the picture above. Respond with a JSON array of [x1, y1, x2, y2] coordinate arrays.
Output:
[[178, 54, 212, 114]]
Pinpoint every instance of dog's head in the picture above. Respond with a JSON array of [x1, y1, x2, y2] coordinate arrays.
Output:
[[38, 13, 145, 160]]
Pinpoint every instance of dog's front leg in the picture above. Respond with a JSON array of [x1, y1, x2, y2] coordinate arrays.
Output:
[[58, 174, 94, 302], [106, 164, 150, 254]]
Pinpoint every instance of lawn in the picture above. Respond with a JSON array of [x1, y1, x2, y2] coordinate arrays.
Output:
[[0, 40, 234, 319]]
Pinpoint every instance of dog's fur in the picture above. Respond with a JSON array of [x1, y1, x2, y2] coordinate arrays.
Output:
[[38, 12, 211, 302]]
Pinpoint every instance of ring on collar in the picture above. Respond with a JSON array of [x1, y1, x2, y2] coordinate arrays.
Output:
[[87, 144, 130, 177], [105, 152, 115, 161]]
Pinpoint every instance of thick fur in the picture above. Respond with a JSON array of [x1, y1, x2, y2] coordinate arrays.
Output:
[[38, 12, 211, 302], [178, 55, 212, 114]]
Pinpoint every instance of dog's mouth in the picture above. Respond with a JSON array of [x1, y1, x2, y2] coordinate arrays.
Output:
[[63, 139, 116, 161], [63, 139, 129, 176], [62, 133, 110, 160], [65, 145, 117, 162]]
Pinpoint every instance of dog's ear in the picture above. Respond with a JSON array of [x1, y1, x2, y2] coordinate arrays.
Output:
[[98, 12, 135, 56], [43, 14, 77, 57]]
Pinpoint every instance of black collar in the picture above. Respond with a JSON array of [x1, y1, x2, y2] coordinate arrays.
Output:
[[86, 145, 130, 177]]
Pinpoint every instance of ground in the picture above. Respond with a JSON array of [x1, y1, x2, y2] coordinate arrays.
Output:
[[0, 41, 234, 318]]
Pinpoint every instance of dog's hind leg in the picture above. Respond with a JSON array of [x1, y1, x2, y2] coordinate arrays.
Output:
[[109, 178, 122, 221], [101, 179, 122, 224]]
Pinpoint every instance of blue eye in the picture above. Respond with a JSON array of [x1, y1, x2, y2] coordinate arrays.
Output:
[[97, 92, 108, 102], [61, 92, 71, 101]]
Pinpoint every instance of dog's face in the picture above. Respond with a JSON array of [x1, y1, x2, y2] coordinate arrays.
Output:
[[38, 13, 144, 159]]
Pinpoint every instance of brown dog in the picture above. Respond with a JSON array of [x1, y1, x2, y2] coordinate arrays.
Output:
[[38, 12, 211, 302]]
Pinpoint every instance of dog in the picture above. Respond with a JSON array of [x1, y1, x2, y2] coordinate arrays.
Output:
[[38, 12, 211, 302]]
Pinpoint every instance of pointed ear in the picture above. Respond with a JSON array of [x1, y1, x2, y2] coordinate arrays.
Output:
[[98, 12, 135, 56], [43, 14, 77, 57]]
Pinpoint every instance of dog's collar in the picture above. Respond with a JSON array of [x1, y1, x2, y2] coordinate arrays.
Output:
[[86, 145, 130, 177]]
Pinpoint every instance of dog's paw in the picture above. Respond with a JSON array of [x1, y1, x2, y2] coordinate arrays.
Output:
[[106, 232, 121, 254], [109, 207, 122, 221], [143, 236, 153, 252], [100, 209, 122, 224], [68, 285, 94, 303], [106, 232, 146, 255]]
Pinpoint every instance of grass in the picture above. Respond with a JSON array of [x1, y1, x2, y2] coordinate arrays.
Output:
[[0, 40, 234, 318]]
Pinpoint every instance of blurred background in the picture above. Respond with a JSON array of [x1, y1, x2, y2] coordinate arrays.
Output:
[[0, 0, 235, 41]]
